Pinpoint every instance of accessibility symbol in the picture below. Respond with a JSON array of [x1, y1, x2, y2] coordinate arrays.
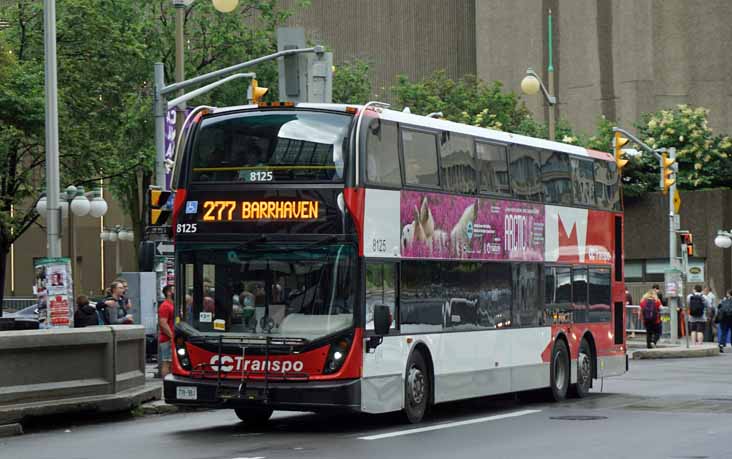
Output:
[[185, 201, 198, 214]]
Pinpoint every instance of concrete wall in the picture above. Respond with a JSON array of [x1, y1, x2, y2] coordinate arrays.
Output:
[[282, 0, 477, 100], [0, 325, 145, 406], [624, 189, 732, 296], [476, 0, 732, 136]]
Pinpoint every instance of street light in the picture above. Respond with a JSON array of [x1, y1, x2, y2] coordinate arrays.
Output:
[[521, 67, 557, 140], [521, 9, 556, 140], [36, 186, 109, 293], [212, 0, 239, 13], [715, 230, 732, 249], [100, 226, 134, 276]]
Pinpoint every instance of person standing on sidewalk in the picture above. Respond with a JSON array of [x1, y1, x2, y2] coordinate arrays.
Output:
[[641, 290, 662, 349], [687, 285, 710, 346], [703, 286, 718, 342], [715, 290, 732, 353], [158, 285, 175, 378]]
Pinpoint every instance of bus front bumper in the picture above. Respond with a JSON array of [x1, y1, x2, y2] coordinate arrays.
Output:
[[164, 374, 361, 412]]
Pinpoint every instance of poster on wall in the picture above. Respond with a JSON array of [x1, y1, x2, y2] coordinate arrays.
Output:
[[33, 257, 73, 328]]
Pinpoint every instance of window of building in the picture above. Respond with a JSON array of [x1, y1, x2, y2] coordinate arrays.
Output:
[[365, 119, 401, 187], [440, 132, 477, 194], [509, 145, 543, 202], [588, 268, 611, 322], [400, 261, 444, 332], [512, 263, 545, 327], [365, 263, 396, 330], [571, 158, 596, 207], [624, 260, 643, 282], [401, 129, 440, 187], [476, 142, 510, 195], [541, 150, 572, 205], [572, 267, 589, 322]]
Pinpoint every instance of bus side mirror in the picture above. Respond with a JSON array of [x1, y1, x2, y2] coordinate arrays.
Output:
[[373, 304, 391, 337], [139, 241, 155, 272]]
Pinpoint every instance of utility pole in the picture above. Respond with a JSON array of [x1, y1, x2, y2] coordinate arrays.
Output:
[[614, 127, 682, 342], [43, 0, 62, 258], [547, 9, 555, 141], [173, 0, 187, 182]]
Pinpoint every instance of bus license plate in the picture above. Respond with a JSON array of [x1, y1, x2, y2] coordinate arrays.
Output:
[[177, 386, 197, 400]]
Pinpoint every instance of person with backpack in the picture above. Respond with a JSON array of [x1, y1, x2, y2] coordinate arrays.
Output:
[[687, 285, 710, 346], [715, 290, 732, 353], [640, 290, 662, 349], [73, 295, 101, 328]]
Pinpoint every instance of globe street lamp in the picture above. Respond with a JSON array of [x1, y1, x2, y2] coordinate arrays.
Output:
[[714, 230, 732, 249], [36, 186, 109, 293], [212, 0, 239, 13], [100, 226, 134, 276], [521, 67, 557, 140]]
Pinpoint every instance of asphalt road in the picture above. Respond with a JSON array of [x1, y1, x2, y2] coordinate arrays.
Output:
[[4, 353, 732, 459]]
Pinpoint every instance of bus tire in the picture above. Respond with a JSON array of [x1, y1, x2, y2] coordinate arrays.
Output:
[[571, 338, 593, 398], [403, 350, 430, 424], [549, 339, 569, 402], [234, 406, 273, 425]]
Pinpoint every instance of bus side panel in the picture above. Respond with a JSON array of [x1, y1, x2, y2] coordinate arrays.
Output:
[[361, 335, 409, 414], [363, 188, 401, 258]]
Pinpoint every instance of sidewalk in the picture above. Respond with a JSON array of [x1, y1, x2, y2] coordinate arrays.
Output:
[[628, 338, 721, 360]]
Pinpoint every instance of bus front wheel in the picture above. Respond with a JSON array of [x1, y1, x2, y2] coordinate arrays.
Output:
[[571, 338, 593, 398], [404, 351, 430, 424], [234, 406, 273, 425], [549, 339, 569, 401]]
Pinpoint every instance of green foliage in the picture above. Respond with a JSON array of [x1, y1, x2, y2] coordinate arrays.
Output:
[[391, 71, 536, 133], [332, 59, 372, 104]]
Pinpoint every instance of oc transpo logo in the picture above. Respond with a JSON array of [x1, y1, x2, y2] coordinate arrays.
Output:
[[209, 355, 304, 373]]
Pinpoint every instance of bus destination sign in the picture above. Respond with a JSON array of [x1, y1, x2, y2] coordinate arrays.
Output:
[[199, 199, 320, 222]]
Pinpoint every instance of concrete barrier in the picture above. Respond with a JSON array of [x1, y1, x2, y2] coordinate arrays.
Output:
[[0, 325, 158, 424]]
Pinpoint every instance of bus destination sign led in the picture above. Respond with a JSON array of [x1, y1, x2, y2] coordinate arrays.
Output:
[[200, 200, 320, 222]]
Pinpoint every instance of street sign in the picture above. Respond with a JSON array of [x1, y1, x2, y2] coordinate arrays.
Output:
[[145, 225, 171, 236], [673, 189, 681, 213], [156, 242, 174, 255]]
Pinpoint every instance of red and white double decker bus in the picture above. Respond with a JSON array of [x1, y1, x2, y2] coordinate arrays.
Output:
[[163, 101, 627, 425]]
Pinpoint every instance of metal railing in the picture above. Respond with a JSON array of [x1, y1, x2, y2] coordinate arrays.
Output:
[[1, 297, 37, 314], [626, 305, 671, 338]]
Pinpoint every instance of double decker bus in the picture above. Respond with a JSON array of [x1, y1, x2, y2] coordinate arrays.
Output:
[[163, 101, 627, 425]]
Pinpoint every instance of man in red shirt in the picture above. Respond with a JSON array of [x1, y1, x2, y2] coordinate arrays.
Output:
[[158, 285, 175, 377]]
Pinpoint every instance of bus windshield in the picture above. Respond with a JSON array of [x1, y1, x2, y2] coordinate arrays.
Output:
[[190, 110, 352, 183], [178, 243, 356, 341]]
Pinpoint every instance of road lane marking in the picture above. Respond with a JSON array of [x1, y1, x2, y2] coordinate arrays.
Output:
[[358, 409, 541, 440]]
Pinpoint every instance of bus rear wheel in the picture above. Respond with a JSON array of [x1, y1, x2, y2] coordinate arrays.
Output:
[[404, 351, 430, 424], [234, 406, 273, 425], [549, 339, 569, 401], [571, 339, 593, 398]]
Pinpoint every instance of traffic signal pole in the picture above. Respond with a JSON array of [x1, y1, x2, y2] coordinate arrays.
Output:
[[152, 45, 325, 188], [613, 127, 682, 342]]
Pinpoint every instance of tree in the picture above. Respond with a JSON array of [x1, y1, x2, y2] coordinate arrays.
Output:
[[332, 59, 372, 104]]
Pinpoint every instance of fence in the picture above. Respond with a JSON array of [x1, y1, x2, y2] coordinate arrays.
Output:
[[626, 305, 672, 338], [1, 297, 37, 314]]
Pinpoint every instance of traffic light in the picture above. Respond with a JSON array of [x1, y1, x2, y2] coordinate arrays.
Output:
[[148, 186, 172, 226], [680, 233, 694, 256], [613, 132, 629, 169], [250, 79, 269, 104], [661, 152, 676, 195]]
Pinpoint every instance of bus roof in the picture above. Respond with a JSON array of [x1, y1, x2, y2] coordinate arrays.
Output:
[[206, 102, 614, 162]]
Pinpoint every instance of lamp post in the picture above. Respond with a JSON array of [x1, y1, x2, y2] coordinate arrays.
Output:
[[100, 226, 134, 277], [36, 186, 109, 293], [521, 9, 556, 140], [714, 231, 732, 249]]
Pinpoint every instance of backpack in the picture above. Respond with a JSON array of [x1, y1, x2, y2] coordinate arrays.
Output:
[[719, 298, 732, 322], [642, 298, 658, 323], [96, 300, 111, 325], [689, 294, 705, 318]]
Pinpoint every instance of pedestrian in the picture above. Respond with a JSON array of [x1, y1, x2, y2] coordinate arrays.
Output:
[[640, 290, 662, 349], [687, 285, 710, 346], [74, 295, 101, 328], [715, 290, 732, 353], [625, 288, 637, 337], [100, 281, 134, 325], [625, 288, 633, 306], [703, 286, 718, 342], [158, 285, 175, 378], [652, 284, 666, 306]]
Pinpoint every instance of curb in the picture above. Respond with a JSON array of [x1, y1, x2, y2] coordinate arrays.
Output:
[[138, 400, 179, 416], [631, 345, 720, 360], [0, 423, 23, 438]]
